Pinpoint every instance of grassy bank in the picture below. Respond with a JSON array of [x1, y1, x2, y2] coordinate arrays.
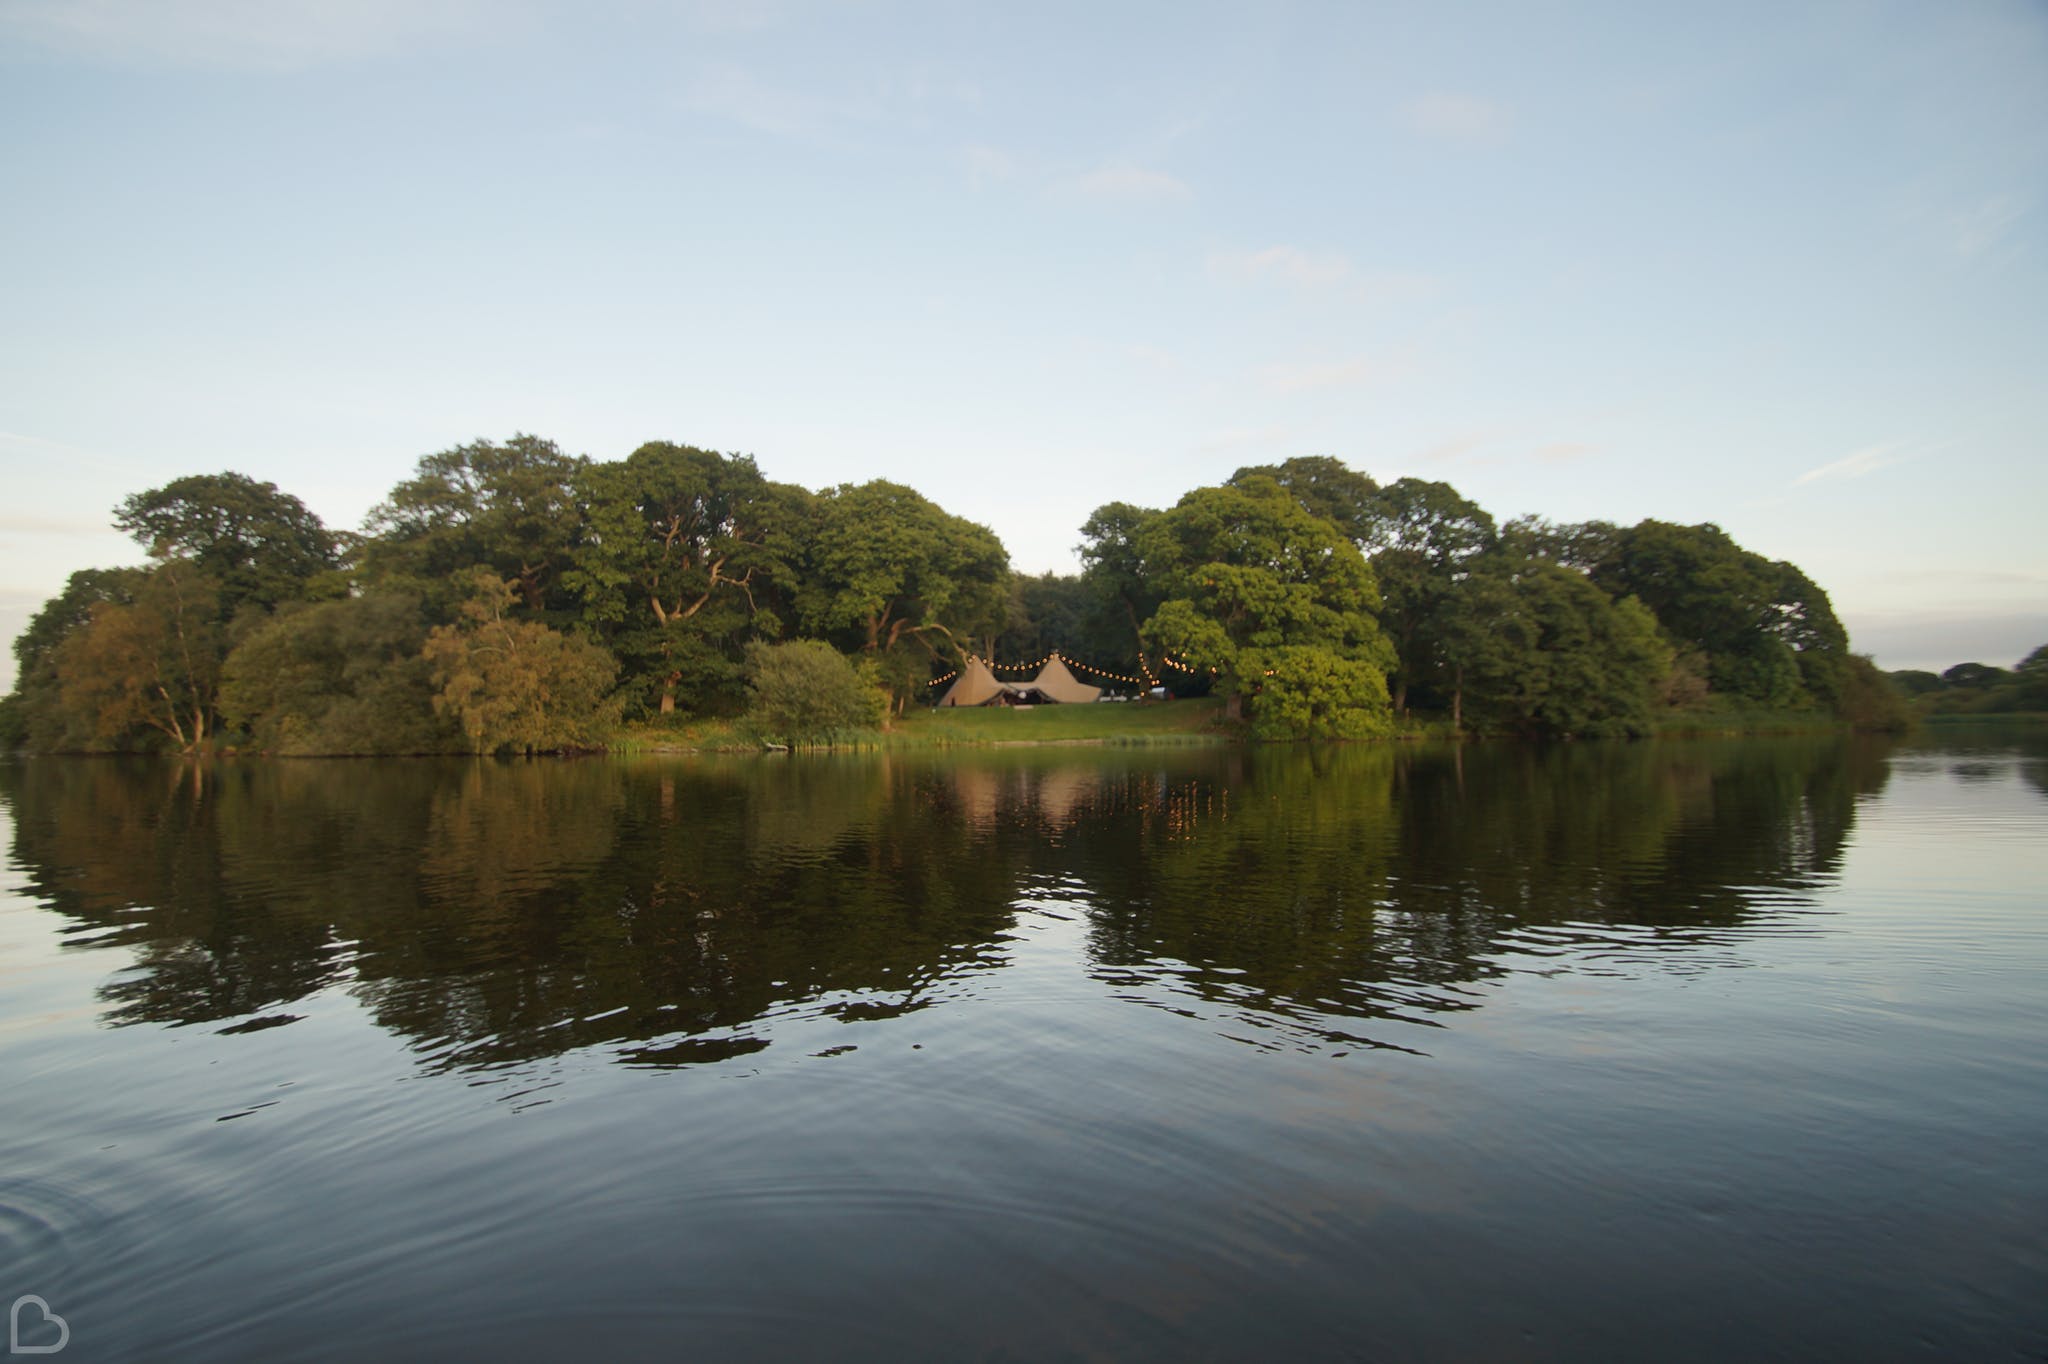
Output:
[[887, 696, 1229, 746], [614, 697, 1232, 752], [614, 696, 1887, 753]]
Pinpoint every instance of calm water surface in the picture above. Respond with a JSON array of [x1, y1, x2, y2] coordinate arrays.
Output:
[[1, 735, 2044, 1361]]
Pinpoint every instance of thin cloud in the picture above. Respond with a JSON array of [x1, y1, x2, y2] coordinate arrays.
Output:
[[1260, 352, 1415, 394], [674, 0, 792, 35], [686, 66, 886, 141], [1414, 430, 1594, 467], [1952, 195, 2025, 259], [965, 145, 1021, 187], [1417, 430, 1496, 464], [1403, 93, 1507, 144], [1208, 247, 1437, 306], [1068, 164, 1192, 203], [0, 0, 506, 69], [1197, 424, 1298, 455], [1209, 245, 1354, 289], [1792, 442, 1913, 487]]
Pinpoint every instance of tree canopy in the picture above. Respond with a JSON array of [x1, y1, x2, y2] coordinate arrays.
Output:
[[116, 472, 342, 612], [6, 439, 1908, 752]]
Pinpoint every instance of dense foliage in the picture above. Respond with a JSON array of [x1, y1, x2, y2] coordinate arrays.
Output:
[[1889, 646, 2048, 718], [3, 435, 1916, 753], [742, 640, 889, 747]]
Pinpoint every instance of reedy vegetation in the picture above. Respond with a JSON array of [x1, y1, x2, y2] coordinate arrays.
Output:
[[1, 443, 1928, 754]]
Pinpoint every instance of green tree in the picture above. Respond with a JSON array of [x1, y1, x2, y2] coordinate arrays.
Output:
[[1228, 455, 1381, 543], [1444, 561, 1669, 738], [115, 472, 341, 612], [798, 481, 1011, 709], [421, 571, 622, 753], [364, 435, 587, 614], [1136, 476, 1395, 736], [6, 567, 146, 749], [1838, 655, 1911, 732], [566, 442, 805, 717], [993, 572, 1133, 683], [1358, 477, 1497, 711], [1941, 661, 2010, 690], [1077, 501, 1169, 684], [54, 561, 228, 751], [1886, 669, 1946, 696], [742, 639, 887, 746], [1768, 563, 1850, 709], [1589, 520, 1847, 711], [220, 593, 453, 753], [2014, 645, 2048, 710]]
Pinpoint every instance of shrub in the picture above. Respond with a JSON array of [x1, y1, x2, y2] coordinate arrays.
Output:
[[743, 640, 887, 746]]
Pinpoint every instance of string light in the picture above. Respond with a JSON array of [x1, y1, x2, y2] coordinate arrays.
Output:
[[922, 648, 1173, 691], [919, 649, 1250, 691]]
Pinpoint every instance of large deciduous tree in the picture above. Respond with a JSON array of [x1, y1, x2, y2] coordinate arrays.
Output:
[[566, 442, 805, 717], [420, 571, 621, 754], [1589, 520, 1847, 710], [365, 435, 587, 614], [1358, 477, 1497, 712], [1136, 476, 1395, 737], [220, 592, 452, 754], [1078, 501, 1167, 683], [1228, 455, 1381, 544], [799, 481, 1011, 709], [54, 561, 227, 752], [6, 567, 146, 749], [1443, 561, 1669, 738], [115, 472, 341, 613]]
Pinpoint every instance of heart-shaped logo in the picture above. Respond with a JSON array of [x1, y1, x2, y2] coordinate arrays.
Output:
[[8, 1296, 69, 1355]]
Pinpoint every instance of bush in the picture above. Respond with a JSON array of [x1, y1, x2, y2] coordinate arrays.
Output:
[[422, 572, 622, 753], [1839, 654, 1910, 732], [1242, 645, 1392, 741], [220, 593, 456, 753], [743, 640, 887, 746]]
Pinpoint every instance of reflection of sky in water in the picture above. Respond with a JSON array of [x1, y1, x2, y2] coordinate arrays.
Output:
[[0, 738, 2043, 1359]]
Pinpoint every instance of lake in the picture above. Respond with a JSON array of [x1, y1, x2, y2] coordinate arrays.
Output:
[[2, 734, 2044, 1361]]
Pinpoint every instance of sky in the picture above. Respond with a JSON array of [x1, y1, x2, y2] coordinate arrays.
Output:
[[2, 0, 2044, 686]]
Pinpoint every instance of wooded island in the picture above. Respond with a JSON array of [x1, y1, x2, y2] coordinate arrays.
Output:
[[1, 439, 1944, 753]]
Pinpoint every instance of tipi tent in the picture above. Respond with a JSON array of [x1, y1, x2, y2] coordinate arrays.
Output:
[[936, 657, 1013, 707], [1025, 653, 1102, 704]]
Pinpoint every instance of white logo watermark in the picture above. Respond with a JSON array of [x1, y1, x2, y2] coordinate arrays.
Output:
[[8, 1297, 68, 1355]]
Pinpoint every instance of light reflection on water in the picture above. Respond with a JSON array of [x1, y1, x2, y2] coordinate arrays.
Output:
[[1, 734, 2044, 1360]]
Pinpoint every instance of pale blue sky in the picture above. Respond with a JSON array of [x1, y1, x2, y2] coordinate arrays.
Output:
[[3, 0, 2044, 684]]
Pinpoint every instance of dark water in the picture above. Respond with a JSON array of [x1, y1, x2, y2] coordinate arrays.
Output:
[[1, 735, 2044, 1361]]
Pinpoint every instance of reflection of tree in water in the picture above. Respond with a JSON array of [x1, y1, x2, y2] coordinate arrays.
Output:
[[1, 760, 356, 1025], [0, 756, 1043, 1069], [357, 757, 1036, 1069], [0, 737, 1894, 1070], [1071, 738, 1891, 1052]]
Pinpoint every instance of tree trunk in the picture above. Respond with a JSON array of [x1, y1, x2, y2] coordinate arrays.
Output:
[[1225, 690, 1243, 721], [1451, 665, 1463, 733]]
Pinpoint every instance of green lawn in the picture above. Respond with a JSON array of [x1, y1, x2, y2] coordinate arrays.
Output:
[[885, 696, 1229, 746]]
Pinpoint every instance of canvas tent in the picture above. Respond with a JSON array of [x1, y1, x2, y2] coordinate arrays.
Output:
[[936, 652, 1104, 707], [1026, 653, 1102, 704], [936, 657, 1011, 707]]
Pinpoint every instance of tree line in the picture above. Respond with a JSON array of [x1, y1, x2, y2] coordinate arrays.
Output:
[[1886, 650, 2048, 717], [0, 438, 1909, 753]]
